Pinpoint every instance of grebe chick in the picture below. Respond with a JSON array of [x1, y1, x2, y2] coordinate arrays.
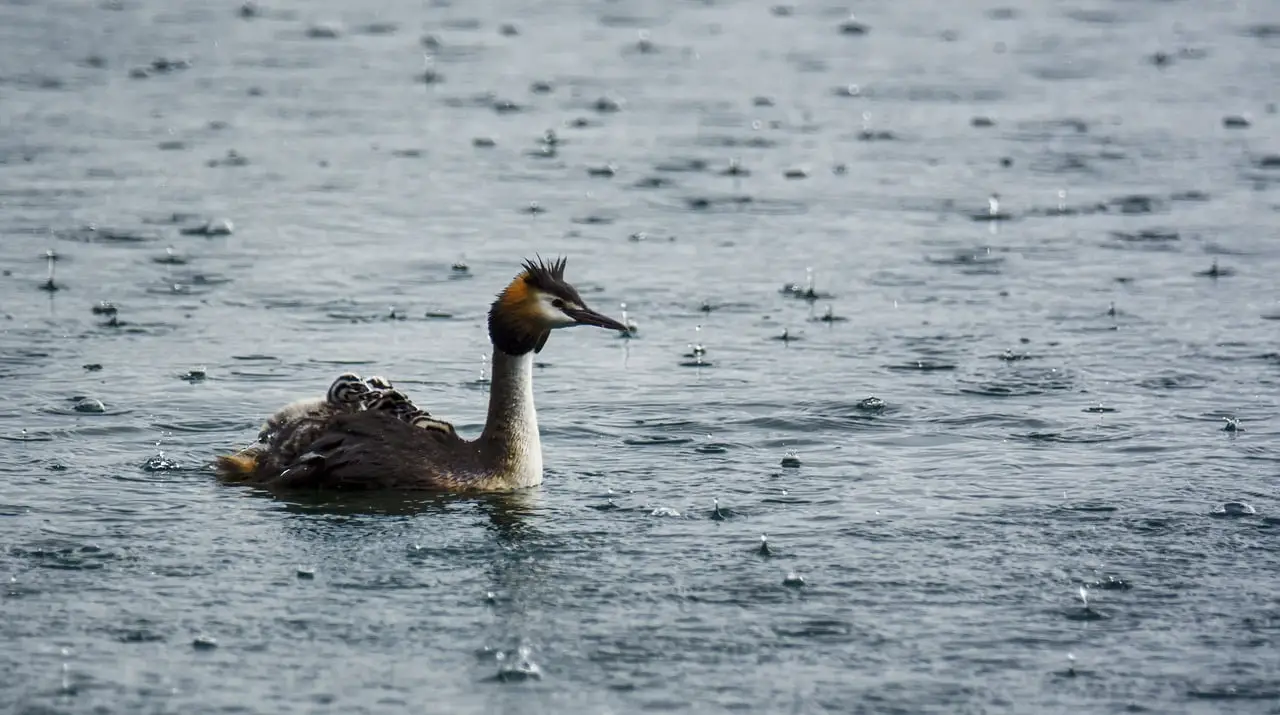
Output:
[[328, 372, 373, 406], [249, 372, 377, 466], [366, 390, 458, 437], [408, 410, 459, 438], [364, 375, 393, 391], [365, 389, 420, 420], [256, 372, 371, 442], [216, 256, 628, 491], [362, 384, 457, 437]]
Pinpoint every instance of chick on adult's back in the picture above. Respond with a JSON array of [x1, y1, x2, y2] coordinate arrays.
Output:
[[214, 257, 627, 492]]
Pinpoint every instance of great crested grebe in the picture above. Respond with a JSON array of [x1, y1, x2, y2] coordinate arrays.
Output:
[[215, 257, 627, 492]]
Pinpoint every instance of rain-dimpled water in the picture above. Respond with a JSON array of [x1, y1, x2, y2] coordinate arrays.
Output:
[[2, 0, 1279, 713]]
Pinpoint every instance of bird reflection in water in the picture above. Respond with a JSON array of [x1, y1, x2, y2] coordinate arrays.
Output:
[[254, 488, 545, 544]]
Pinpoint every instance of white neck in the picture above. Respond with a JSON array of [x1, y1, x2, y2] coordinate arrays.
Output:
[[478, 349, 543, 488]]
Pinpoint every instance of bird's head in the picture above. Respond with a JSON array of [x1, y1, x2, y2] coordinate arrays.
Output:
[[327, 372, 371, 407], [488, 256, 627, 355], [366, 389, 417, 418]]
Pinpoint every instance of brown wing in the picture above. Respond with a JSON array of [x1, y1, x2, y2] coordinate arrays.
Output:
[[263, 410, 482, 491]]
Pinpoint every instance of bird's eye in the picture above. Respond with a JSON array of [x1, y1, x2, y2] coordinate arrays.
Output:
[[551, 298, 566, 309]]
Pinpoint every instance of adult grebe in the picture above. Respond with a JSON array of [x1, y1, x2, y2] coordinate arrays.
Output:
[[215, 257, 627, 492]]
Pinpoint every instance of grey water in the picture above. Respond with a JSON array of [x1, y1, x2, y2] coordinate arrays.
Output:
[[2, 0, 1279, 712]]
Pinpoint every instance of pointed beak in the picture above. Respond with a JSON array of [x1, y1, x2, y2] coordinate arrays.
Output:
[[564, 305, 628, 332]]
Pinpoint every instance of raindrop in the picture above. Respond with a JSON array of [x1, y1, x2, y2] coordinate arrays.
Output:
[[815, 304, 846, 323], [680, 325, 710, 366], [41, 249, 59, 292], [619, 302, 638, 337]]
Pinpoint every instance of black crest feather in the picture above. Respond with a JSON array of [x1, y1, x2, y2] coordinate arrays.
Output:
[[521, 255, 584, 305], [521, 255, 567, 291]]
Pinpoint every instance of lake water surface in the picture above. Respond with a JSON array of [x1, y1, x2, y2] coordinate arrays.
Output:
[[2, 0, 1279, 713]]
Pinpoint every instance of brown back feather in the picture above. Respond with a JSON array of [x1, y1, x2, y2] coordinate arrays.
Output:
[[245, 411, 481, 491]]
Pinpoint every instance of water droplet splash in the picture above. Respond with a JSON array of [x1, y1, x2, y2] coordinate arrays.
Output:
[[142, 451, 181, 471], [494, 646, 542, 681], [1212, 501, 1256, 517], [42, 248, 59, 292], [680, 325, 711, 367], [619, 302, 638, 337], [73, 397, 106, 414], [192, 635, 218, 650], [59, 649, 72, 694], [814, 304, 846, 323]]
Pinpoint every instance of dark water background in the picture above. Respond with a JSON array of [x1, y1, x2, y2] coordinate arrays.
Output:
[[2, 0, 1280, 712]]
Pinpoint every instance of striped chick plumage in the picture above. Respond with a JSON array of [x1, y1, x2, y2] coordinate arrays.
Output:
[[216, 371, 458, 484]]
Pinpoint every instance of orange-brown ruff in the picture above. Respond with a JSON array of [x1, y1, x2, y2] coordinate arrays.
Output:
[[214, 257, 627, 492]]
